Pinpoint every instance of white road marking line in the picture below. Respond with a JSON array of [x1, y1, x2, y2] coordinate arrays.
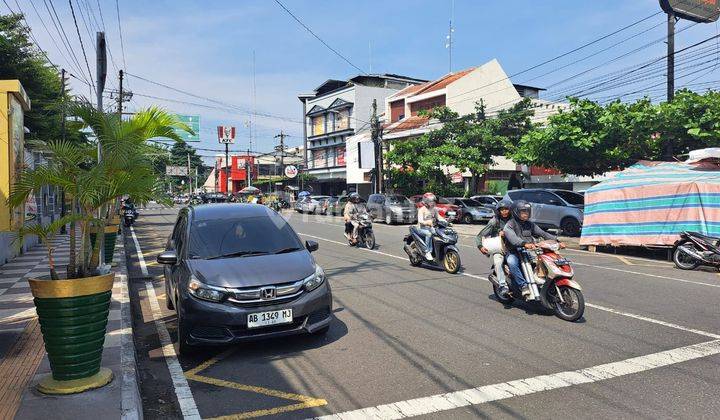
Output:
[[313, 339, 720, 420], [299, 232, 720, 338], [585, 303, 720, 339], [131, 222, 200, 419], [572, 262, 720, 289], [145, 281, 201, 420], [129, 226, 149, 277]]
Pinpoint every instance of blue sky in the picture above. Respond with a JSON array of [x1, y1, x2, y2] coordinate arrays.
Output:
[[11, 0, 720, 162]]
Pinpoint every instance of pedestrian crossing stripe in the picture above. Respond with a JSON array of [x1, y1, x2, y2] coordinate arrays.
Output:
[[185, 348, 327, 419]]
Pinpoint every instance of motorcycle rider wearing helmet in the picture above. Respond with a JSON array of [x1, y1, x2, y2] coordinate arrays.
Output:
[[476, 199, 513, 296], [343, 193, 366, 244], [417, 192, 446, 261], [503, 200, 565, 297]]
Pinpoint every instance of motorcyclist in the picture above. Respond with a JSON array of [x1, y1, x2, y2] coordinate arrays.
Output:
[[343, 193, 366, 244], [416, 193, 446, 261], [503, 200, 564, 297], [122, 198, 138, 217], [476, 199, 513, 296]]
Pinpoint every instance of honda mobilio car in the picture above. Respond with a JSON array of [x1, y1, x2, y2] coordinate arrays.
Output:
[[157, 204, 332, 355]]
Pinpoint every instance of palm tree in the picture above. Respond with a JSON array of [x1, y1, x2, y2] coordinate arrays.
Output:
[[8, 102, 190, 279]]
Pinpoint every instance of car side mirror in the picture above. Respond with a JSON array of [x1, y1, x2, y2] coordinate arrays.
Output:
[[157, 250, 178, 265], [305, 240, 319, 253]]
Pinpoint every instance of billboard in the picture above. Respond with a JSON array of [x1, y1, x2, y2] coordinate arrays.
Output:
[[175, 115, 200, 142], [166, 166, 188, 176], [660, 0, 720, 23]]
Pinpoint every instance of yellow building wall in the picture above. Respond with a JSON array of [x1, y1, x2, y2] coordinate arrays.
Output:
[[0, 80, 31, 232]]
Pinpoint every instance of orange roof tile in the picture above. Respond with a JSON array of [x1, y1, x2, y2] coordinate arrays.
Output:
[[384, 115, 430, 134], [389, 82, 431, 99], [418, 67, 476, 94]]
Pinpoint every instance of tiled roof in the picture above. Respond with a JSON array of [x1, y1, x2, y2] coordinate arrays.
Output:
[[417, 67, 476, 94], [383, 115, 430, 134], [388, 82, 430, 100]]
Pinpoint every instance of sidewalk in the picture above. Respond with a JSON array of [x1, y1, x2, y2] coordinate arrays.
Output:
[[0, 233, 141, 420]]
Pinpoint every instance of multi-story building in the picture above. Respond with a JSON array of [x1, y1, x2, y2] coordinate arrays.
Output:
[[298, 74, 426, 195], [346, 59, 569, 195]]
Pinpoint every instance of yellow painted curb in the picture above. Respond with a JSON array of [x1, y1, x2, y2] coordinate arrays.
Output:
[[37, 367, 113, 395]]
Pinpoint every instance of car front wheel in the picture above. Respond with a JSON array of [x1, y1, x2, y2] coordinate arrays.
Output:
[[560, 217, 582, 237]]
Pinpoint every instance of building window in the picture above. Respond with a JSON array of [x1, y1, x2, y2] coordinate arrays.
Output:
[[311, 116, 324, 136], [335, 109, 350, 130]]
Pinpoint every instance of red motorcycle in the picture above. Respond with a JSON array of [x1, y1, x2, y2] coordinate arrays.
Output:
[[489, 240, 585, 322]]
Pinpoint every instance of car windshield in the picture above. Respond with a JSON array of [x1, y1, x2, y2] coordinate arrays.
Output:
[[387, 195, 411, 204], [462, 199, 483, 207], [188, 212, 304, 259], [553, 190, 584, 206]]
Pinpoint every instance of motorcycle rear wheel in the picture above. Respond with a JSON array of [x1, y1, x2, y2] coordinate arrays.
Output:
[[551, 285, 585, 322], [408, 244, 423, 267], [673, 240, 701, 270], [492, 280, 514, 304]]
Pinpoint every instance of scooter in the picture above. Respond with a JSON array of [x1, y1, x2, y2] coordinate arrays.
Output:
[[348, 214, 376, 249], [123, 207, 136, 227], [488, 240, 584, 322], [673, 231, 720, 270], [403, 220, 461, 274]]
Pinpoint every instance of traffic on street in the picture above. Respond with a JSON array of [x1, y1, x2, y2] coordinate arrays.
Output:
[[123, 205, 720, 419]]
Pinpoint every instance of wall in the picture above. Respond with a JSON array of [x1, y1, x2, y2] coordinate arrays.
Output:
[[445, 59, 522, 116]]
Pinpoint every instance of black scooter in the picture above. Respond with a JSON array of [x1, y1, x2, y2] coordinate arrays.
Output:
[[673, 231, 720, 270], [403, 220, 461, 274]]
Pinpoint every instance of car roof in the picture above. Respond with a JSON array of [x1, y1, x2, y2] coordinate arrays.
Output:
[[189, 203, 272, 221]]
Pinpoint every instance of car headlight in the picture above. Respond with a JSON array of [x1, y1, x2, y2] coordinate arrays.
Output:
[[188, 276, 227, 302], [303, 265, 326, 291]]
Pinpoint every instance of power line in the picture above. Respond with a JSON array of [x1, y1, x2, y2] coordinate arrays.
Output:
[[23, 0, 81, 74], [3, 0, 60, 71], [115, 0, 127, 78], [43, 0, 91, 84], [67, 0, 96, 97], [273, 0, 367, 75]]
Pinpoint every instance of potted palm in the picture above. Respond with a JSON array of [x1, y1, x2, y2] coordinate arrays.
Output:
[[8, 103, 188, 394]]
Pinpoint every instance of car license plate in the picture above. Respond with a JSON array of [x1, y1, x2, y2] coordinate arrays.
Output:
[[247, 309, 293, 329]]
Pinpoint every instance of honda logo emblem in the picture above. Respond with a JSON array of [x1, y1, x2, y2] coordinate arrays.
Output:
[[261, 287, 276, 299]]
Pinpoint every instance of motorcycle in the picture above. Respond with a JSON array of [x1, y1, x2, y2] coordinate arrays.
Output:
[[489, 240, 584, 322], [403, 220, 461, 274], [123, 207, 136, 227], [348, 213, 376, 249], [673, 231, 720, 271]]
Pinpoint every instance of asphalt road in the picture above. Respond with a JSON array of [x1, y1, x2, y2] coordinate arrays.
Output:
[[124, 205, 720, 419]]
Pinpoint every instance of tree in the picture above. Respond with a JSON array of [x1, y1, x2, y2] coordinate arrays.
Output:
[[0, 13, 85, 145], [385, 98, 535, 194], [514, 90, 720, 176], [167, 140, 207, 190]]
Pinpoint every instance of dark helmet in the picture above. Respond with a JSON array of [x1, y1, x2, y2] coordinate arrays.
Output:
[[422, 192, 437, 207], [512, 200, 532, 221], [349, 192, 360, 203], [495, 198, 513, 219]]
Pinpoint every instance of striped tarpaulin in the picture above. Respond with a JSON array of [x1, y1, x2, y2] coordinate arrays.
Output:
[[579, 160, 720, 246]]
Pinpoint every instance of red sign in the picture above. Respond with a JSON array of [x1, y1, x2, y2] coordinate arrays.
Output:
[[451, 172, 463, 183], [337, 146, 346, 166], [217, 126, 236, 144]]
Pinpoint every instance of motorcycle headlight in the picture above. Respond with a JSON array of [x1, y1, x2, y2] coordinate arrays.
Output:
[[188, 276, 227, 302], [303, 265, 326, 291]]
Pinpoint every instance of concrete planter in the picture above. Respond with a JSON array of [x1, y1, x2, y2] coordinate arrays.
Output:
[[28, 273, 114, 394], [90, 226, 119, 264]]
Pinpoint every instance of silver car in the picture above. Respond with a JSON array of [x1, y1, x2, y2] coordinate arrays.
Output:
[[448, 198, 495, 224], [300, 195, 330, 214], [367, 194, 418, 225], [505, 189, 584, 237]]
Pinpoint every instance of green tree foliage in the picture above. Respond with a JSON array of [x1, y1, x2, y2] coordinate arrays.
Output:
[[515, 90, 720, 176], [386, 99, 534, 194], [0, 13, 84, 144]]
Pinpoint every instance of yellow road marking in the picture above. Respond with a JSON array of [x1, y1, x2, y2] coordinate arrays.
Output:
[[206, 400, 327, 420], [187, 373, 327, 404], [616, 256, 634, 266], [185, 349, 328, 418]]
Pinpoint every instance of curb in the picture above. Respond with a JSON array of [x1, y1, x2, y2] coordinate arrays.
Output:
[[117, 239, 143, 420]]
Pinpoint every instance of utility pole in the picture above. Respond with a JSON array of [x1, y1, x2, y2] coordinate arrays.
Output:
[[118, 70, 124, 116], [246, 149, 252, 188], [60, 69, 67, 234], [664, 11, 676, 160], [96, 32, 107, 267], [370, 99, 383, 194], [187, 153, 191, 197], [275, 131, 288, 194]]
